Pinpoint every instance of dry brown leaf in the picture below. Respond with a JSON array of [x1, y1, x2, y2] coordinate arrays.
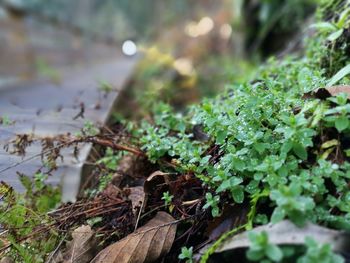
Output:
[[326, 85, 350, 98], [102, 184, 123, 199], [125, 186, 145, 216], [90, 211, 177, 263], [117, 155, 156, 179], [303, 85, 350, 100], [144, 171, 170, 195], [63, 225, 98, 263], [205, 204, 249, 241]]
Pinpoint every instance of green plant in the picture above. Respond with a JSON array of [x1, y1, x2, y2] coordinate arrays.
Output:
[[311, 5, 350, 43], [297, 237, 344, 263], [161, 191, 174, 207], [75, 120, 99, 137], [97, 173, 114, 193], [133, 3, 350, 261], [98, 80, 114, 93], [82, 120, 99, 136], [270, 182, 315, 227], [246, 231, 283, 262], [309, 1, 350, 77], [0, 174, 61, 262], [162, 191, 174, 212], [179, 246, 193, 263], [324, 93, 350, 132], [0, 115, 12, 126], [203, 193, 220, 217], [97, 148, 123, 170], [33, 172, 48, 191]]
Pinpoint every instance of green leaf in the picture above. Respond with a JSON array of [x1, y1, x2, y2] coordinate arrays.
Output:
[[230, 176, 243, 186], [265, 244, 283, 262], [212, 206, 220, 217], [327, 29, 343, 42], [293, 142, 307, 160], [271, 207, 285, 224], [254, 143, 267, 154], [345, 149, 350, 157], [310, 22, 337, 32], [231, 185, 244, 203], [327, 64, 350, 87], [336, 8, 350, 28], [176, 121, 186, 133], [281, 140, 293, 155], [19, 175, 33, 194], [216, 130, 227, 144], [335, 116, 349, 132], [217, 180, 230, 193], [246, 249, 264, 261], [232, 157, 245, 171], [87, 217, 103, 226]]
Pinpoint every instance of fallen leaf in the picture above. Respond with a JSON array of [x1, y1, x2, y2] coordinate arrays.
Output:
[[91, 211, 177, 263], [125, 186, 145, 216], [111, 173, 123, 187], [101, 184, 123, 199], [303, 85, 350, 100], [117, 155, 156, 179], [144, 171, 170, 195], [205, 204, 249, 241], [63, 225, 98, 263], [118, 155, 137, 175], [192, 124, 210, 142], [326, 85, 350, 98], [216, 220, 350, 254]]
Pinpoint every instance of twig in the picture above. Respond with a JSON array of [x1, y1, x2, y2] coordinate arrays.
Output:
[[0, 138, 77, 175], [134, 200, 145, 231], [140, 204, 166, 220], [0, 135, 144, 175], [46, 233, 67, 263], [86, 137, 145, 157]]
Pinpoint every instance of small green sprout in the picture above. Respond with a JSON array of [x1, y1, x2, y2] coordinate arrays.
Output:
[[162, 191, 173, 205], [162, 191, 174, 212], [178, 246, 193, 263], [82, 121, 99, 136], [98, 80, 113, 93], [0, 115, 12, 126], [297, 237, 344, 263], [203, 193, 220, 217]]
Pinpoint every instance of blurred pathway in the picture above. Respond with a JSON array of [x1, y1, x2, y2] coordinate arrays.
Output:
[[0, 56, 138, 201]]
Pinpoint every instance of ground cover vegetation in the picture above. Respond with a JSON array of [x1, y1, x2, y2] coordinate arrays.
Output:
[[2, 0, 350, 262]]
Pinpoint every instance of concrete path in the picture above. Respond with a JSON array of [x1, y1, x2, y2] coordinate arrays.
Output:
[[0, 56, 138, 201]]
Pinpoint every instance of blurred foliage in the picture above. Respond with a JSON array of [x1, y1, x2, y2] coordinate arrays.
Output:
[[35, 58, 61, 83], [311, 0, 350, 77], [118, 45, 257, 119], [243, 0, 318, 55], [0, 175, 60, 262]]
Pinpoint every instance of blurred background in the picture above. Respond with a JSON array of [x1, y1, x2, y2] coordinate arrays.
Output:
[[0, 0, 316, 100]]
